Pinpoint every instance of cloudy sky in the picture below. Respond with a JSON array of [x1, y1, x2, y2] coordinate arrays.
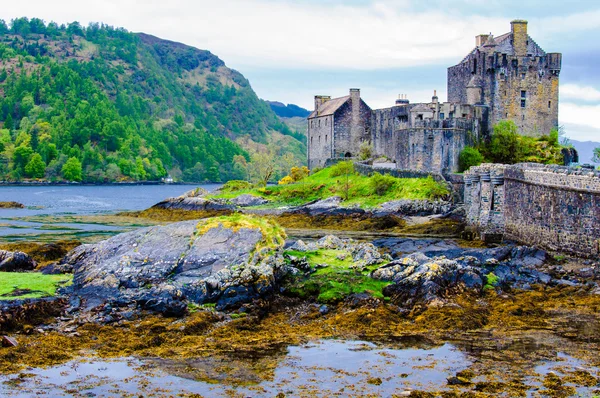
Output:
[[2, 0, 599, 141]]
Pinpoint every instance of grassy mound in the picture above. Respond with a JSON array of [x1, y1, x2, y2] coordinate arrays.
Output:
[[210, 162, 450, 208], [0, 272, 72, 300], [284, 248, 390, 303], [195, 214, 287, 253]]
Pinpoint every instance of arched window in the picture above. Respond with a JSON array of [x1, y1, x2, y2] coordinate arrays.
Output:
[[345, 152, 352, 158], [325, 135, 328, 143]]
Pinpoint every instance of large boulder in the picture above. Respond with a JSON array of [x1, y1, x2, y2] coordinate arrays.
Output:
[[0, 250, 37, 272], [61, 217, 288, 316], [290, 196, 365, 217], [375, 199, 453, 216]]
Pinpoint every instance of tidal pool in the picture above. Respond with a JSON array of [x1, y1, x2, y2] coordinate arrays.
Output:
[[1, 339, 598, 397]]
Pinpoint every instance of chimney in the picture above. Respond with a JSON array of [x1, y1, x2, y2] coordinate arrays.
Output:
[[350, 88, 361, 130], [314, 95, 331, 111], [511, 19, 528, 56], [476, 34, 490, 47], [349, 88, 360, 104], [432, 90, 438, 104]]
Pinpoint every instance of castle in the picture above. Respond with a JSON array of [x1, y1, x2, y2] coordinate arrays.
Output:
[[307, 20, 562, 174]]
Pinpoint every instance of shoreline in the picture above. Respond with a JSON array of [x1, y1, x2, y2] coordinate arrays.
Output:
[[0, 181, 210, 187]]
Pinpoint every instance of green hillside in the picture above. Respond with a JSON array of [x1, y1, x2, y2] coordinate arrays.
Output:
[[0, 18, 306, 183]]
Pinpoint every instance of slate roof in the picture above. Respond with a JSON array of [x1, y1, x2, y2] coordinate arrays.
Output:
[[308, 96, 350, 119], [410, 103, 433, 113], [457, 32, 547, 65]]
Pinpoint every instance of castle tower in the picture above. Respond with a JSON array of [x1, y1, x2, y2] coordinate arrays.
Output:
[[447, 20, 561, 137]]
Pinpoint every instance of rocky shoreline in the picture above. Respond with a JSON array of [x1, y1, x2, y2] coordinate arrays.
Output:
[[1, 188, 600, 396]]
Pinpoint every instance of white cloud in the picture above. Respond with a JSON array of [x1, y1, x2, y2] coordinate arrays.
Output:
[[561, 84, 600, 102], [560, 102, 600, 141]]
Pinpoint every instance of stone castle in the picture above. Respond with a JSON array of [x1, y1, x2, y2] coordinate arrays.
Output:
[[307, 20, 561, 174]]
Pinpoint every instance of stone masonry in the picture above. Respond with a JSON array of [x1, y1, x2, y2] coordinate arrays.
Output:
[[465, 163, 600, 257], [308, 20, 561, 173]]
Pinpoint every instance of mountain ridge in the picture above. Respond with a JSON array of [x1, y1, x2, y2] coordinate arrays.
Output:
[[0, 18, 306, 182]]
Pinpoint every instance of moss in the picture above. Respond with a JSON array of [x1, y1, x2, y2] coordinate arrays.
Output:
[[484, 272, 500, 290], [283, 248, 390, 303], [194, 214, 286, 254], [0, 272, 72, 300]]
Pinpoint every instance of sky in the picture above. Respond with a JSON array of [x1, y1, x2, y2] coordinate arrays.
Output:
[[1, 0, 600, 141]]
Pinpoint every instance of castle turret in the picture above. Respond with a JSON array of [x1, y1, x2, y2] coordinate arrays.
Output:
[[511, 20, 528, 56]]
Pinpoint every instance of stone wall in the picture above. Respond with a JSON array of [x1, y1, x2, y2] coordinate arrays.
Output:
[[465, 163, 600, 257], [333, 100, 372, 159], [307, 114, 334, 169]]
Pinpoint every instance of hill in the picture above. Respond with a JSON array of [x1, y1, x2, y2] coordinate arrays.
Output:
[[570, 139, 600, 165], [0, 18, 306, 183], [266, 101, 310, 118]]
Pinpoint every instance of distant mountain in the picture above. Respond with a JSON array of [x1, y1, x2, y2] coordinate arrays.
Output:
[[569, 139, 600, 165], [266, 101, 311, 118], [0, 17, 306, 183]]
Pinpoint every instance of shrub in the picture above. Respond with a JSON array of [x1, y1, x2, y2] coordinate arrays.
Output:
[[487, 120, 522, 164], [278, 175, 294, 185], [220, 180, 251, 193], [359, 141, 373, 160], [458, 146, 484, 172], [369, 172, 396, 196], [289, 166, 309, 181], [330, 161, 354, 177]]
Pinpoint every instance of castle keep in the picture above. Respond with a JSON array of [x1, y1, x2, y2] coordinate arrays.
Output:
[[308, 20, 561, 173]]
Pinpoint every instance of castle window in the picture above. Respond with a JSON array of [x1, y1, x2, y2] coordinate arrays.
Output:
[[522, 115, 525, 120], [311, 137, 313, 145], [548, 101, 551, 109], [521, 73, 526, 79], [521, 90, 526, 98], [319, 135, 321, 143], [439, 113, 445, 120], [472, 58, 477, 74], [325, 118, 328, 126], [318, 119, 321, 127], [325, 134, 327, 143], [521, 99, 526, 108]]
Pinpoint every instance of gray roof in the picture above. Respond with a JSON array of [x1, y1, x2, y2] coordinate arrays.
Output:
[[458, 32, 547, 64], [308, 96, 350, 118], [410, 103, 433, 113]]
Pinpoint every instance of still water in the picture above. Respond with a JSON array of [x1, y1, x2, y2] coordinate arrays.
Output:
[[0, 184, 220, 240]]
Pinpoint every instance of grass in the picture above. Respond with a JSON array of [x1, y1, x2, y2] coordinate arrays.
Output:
[[209, 162, 450, 209], [284, 248, 390, 303], [195, 214, 287, 253], [0, 272, 72, 300]]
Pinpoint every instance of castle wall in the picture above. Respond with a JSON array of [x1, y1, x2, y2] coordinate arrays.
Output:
[[307, 115, 334, 169], [465, 163, 600, 257], [332, 100, 372, 159], [448, 21, 560, 137]]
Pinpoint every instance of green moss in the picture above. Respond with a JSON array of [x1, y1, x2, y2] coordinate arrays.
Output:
[[0, 272, 72, 300], [209, 164, 450, 209], [484, 272, 500, 290], [284, 249, 390, 303]]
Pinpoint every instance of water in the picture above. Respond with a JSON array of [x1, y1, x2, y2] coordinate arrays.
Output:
[[0, 184, 220, 240], [0, 340, 470, 397], [1, 339, 597, 397]]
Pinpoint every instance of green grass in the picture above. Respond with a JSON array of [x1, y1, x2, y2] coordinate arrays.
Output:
[[484, 272, 500, 290], [209, 162, 450, 209], [284, 248, 390, 303], [0, 272, 72, 300]]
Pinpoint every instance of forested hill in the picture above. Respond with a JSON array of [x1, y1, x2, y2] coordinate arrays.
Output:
[[0, 18, 306, 182]]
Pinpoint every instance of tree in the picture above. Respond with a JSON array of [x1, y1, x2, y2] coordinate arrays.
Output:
[[24, 153, 46, 178], [13, 144, 34, 170], [458, 146, 484, 172], [487, 120, 522, 164], [593, 147, 600, 163], [248, 152, 277, 186], [61, 157, 82, 181], [359, 141, 373, 160]]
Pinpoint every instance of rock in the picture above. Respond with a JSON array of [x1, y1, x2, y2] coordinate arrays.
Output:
[[0, 201, 25, 209], [373, 244, 562, 308], [291, 196, 365, 217], [2, 336, 18, 347], [0, 250, 37, 272], [229, 194, 268, 207], [372, 238, 461, 258], [152, 197, 234, 212], [40, 261, 74, 275], [180, 187, 208, 198], [61, 218, 288, 315], [375, 199, 453, 216]]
